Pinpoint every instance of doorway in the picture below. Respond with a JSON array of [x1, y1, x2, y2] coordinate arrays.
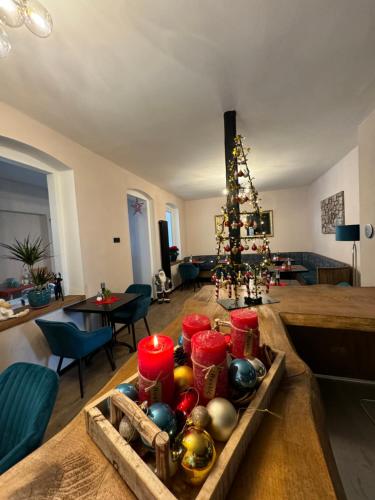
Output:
[[127, 192, 153, 286]]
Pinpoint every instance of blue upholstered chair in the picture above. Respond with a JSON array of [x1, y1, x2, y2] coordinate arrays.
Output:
[[111, 284, 152, 350], [179, 263, 200, 291], [0, 362, 58, 474], [35, 319, 115, 398]]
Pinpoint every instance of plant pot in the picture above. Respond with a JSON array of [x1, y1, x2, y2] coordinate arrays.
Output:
[[27, 289, 51, 309], [170, 253, 178, 262]]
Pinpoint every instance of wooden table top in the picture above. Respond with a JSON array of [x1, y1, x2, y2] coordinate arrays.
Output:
[[270, 264, 308, 272], [3, 285, 375, 499]]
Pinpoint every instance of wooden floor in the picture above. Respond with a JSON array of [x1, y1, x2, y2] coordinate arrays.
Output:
[[44, 287, 195, 441]]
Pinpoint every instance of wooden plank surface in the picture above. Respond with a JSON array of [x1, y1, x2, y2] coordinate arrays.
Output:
[[0, 295, 85, 334], [3, 285, 375, 499]]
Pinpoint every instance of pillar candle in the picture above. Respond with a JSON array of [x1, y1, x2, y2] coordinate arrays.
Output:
[[138, 334, 175, 405], [230, 309, 260, 359], [182, 314, 211, 358], [191, 330, 228, 405]]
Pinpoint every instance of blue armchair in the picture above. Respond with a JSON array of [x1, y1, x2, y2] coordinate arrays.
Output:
[[179, 263, 200, 291], [0, 362, 58, 474], [111, 284, 152, 350], [35, 319, 115, 398]]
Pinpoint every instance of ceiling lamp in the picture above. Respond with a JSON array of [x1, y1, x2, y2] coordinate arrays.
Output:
[[0, 0, 52, 57]]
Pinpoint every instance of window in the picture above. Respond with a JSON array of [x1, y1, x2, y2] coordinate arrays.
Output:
[[166, 204, 180, 249]]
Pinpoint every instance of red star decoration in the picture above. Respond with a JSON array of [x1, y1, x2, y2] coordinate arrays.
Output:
[[131, 198, 144, 215]]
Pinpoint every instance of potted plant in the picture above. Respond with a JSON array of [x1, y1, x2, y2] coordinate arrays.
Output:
[[0, 235, 53, 308], [169, 245, 179, 262]]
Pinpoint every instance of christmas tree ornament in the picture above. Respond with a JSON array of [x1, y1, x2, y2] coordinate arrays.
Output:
[[248, 357, 267, 381], [146, 403, 177, 440], [174, 388, 199, 429], [206, 398, 238, 442], [229, 358, 257, 391], [178, 334, 183, 346], [116, 383, 138, 401], [180, 427, 216, 485], [174, 366, 194, 392], [190, 405, 210, 430], [119, 414, 139, 442], [174, 346, 188, 367]]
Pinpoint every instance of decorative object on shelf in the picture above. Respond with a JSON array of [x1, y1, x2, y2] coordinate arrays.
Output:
[[206, 397, 238, 442], [131, 197, 144, 215], [215, 210, 274, 239], [321, 191, 345, 234], [138, 334, 175, 405], [230, 308, 260, 358], [53, 272, 64, 301], [169, 245, 179, 262], [336, 224, 360, 287], [213, 113, 272, 307], [153, 269, 172, 304], [174, 365, 194, 393], [0, 235, 52, 308], [365, 223, 374, 239], [191, 330, 228, 405], [229, 358, 257, 391], [182, 313, 211, 360], [4, 277, 19, 288], [0, 298, 29, 321], [179, 426, 216, 485], [0, 0, 53, 58]]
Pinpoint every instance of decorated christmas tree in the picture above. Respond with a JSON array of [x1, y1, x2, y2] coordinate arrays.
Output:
[[213, 134, 272, 304]]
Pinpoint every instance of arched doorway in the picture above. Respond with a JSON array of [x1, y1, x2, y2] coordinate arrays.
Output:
[[127, 190, 154, 286]]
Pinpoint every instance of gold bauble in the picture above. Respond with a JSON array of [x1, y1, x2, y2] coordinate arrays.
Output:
[[191, 406, 211, 430], [180, 427, 216, 485], [206, 398, 238, 442], [174, 365, 194, 392]]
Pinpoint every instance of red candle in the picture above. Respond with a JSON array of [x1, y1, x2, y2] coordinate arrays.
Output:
[[138, 334, 175, 405], [182, 314, 211, 358], [230, 309, 260, 359], [191, 330, 228, 405]]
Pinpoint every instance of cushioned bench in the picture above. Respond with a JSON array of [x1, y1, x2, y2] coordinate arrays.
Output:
[[192, 252, 352, 286]]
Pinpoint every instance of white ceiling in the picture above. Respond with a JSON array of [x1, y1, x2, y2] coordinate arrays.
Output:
[[1, 0, 375, 199]]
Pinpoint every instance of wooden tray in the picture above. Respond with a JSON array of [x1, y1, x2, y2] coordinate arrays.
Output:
[[84, 349, 285, 500]]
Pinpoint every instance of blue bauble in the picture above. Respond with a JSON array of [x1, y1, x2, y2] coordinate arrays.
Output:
[[178, 334, 183, 346], [116, 383, 138, 401], [147, 402, 177, 439], [229, 358, 257, 391]]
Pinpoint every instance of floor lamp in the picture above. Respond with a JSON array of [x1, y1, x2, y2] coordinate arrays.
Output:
[[335, 224, 360, 286]]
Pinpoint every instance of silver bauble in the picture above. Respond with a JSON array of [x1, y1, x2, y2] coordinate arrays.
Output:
[[191, 405, 211, 429], [248, 357, 267, 381], [206, 398, 238, 442], [119, 415, 139, 442]]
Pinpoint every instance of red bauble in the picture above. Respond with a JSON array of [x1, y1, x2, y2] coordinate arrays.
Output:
[[224, 220, 230, 227], [174, 388, 199, 426], [224, 244, 231, 252], [251, 243, 257, 251], [238, 221, 244, 227]]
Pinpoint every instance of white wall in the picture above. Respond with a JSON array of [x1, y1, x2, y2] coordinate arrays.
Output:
[[309, 148, 359, 266], [184, 187, 312, 256]]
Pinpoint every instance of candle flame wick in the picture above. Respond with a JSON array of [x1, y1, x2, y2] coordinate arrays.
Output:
[[153, 335, 159, 348]]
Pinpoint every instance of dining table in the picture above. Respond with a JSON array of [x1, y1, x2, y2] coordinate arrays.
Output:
[[64, 292, 141, 351]]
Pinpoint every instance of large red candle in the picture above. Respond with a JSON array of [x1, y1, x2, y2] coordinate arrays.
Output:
[[138, 334, 175, 405], [191, 330, 228, 405], [230, 309, 260, 358], [182, 314, 211, 358]]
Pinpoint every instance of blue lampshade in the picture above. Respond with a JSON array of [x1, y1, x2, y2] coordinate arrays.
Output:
[[335, 224, 360, 242]]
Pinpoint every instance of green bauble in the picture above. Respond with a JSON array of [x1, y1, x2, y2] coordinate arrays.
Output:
[[206, 398, 238, 442]]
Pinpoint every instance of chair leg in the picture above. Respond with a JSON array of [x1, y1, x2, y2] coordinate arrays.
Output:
[[144, 317, 151, 336], [78, 358, 84, 399], [193, 280, 196, 292], [57, 356, 63, 375], [131, 323, 136, 350], [104, 344, 116, 371]]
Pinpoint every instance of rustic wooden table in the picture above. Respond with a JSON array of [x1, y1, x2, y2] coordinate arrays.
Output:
[[2, 285, 375, 499]]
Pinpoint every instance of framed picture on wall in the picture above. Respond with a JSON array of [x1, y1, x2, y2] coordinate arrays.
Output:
[[214, 210, 274, 239]]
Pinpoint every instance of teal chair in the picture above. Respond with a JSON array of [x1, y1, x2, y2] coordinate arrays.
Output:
[[0, 362, 58, 475], [179, 263, 200, 291], [111, 284, 152, 350], [35, 319, 115, 398]]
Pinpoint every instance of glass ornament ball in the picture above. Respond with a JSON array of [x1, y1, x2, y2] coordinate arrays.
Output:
[[0, 0, 24, 27], [115, 383, 138, 401], [147, 402, 177, 440], [206, 397, 238, 442], [180, 427, 216, 485], [0, 21, 11, 58], [229, 358, 257, 391], [23, 0, 52, 38]]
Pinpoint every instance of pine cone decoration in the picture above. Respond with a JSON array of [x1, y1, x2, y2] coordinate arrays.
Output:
[[174, 346, 188, 367]]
